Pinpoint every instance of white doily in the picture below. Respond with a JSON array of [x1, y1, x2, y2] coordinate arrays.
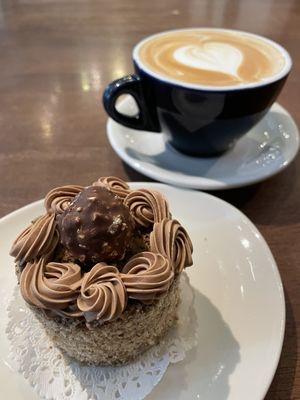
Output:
[[6, 274, 197, 400]]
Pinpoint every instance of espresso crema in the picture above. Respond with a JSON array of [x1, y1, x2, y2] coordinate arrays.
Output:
[[136, 29, 287, 87]]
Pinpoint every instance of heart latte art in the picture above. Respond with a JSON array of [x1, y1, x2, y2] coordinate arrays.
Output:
[[137, 30, 286, 87], [173, 43, 243, 79]]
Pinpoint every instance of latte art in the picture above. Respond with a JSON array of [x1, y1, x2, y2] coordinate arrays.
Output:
[[137, 29, 287, 87], [173, 42, 243, 79]]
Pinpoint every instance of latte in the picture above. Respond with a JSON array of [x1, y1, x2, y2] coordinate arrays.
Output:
[[136, 29, 288, 87]]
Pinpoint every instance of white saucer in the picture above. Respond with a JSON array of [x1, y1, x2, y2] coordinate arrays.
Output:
[[107, 97, 299, 190], [0, 183, 284, 400]]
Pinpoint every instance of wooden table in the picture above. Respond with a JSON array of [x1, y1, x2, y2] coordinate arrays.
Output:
[[0, 0, 299, 398]]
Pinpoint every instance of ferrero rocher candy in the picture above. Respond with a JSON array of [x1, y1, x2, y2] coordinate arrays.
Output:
[[57, 186, 135, 263]]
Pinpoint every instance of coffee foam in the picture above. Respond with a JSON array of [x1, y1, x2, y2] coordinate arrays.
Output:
[[135, 29, 290, 89], [173, 42, 243, 79]]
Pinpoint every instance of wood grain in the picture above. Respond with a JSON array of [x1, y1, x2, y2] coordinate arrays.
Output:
[[0, 0, 299, 398]]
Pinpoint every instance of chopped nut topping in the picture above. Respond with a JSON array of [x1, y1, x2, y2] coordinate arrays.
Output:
[[89, 228, 98, 237], [92, 212, 101, 221], [108, 215, 123, 234], [58, 185, 134, 263]]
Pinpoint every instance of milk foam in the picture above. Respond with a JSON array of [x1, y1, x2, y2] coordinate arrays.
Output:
[[173, 42, 243, 79], [136, 29, 290, 88]]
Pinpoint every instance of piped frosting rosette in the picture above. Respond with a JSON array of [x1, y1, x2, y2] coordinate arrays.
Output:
[[121, 252, 174, 303], [20, 258, 82, 317], [45, 185, 84, 214], [124, 189, 171, 228], [10, 214, 59, 262], [10, 177, 193, 324], [93, 176, 130, 199], [77, 264, 127, 323], [150, 218, 193, 273]]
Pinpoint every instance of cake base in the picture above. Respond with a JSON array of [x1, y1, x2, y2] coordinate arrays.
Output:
[[30, 278, 180, 366]]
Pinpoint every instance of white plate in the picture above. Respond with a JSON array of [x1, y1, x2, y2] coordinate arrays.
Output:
[[0, 183, 285, 400], [107, 97, 299, 190]]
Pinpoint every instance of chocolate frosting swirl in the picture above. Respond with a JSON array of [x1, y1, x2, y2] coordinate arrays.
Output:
[[10, 214, 59, 262], [77, 264, 127, 323], [150, 218, 193, 273], [11, 178, 195, 321], [124, 189, 171, 228], [93, 176, 130, 199], [45, 185, 84, 214], [20, 258, 82, 316], [121, 252, 174, 302]]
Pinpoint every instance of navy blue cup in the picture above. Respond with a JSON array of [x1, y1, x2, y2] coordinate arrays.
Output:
[[103, 30, 292, 156]]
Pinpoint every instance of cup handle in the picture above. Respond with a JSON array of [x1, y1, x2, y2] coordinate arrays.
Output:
[[103, 74, 160, 132]]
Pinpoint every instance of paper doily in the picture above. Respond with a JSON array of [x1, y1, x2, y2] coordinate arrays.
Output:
[[6, 274, 197, 400]]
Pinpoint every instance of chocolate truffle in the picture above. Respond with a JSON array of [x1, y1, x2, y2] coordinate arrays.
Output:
[[58, 186, 135, 263]]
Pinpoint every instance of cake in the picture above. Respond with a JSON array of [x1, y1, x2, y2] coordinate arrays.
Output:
[[10, 177, 193, 365]]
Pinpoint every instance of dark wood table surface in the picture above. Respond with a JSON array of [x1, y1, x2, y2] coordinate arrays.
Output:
[[0, 0, 299, 398]]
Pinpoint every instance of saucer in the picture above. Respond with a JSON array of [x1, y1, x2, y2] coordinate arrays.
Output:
[[107, 96, 299, 190]]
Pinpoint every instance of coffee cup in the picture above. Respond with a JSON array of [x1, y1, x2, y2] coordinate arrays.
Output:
[[103, 28, 292, 156]]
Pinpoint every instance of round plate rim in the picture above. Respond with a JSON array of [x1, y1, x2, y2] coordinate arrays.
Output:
[[0, 182, 285, 399]]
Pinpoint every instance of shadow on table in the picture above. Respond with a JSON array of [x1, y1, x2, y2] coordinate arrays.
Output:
[[123, 157, 300, 226], [123, 161, 260, 209], [210, 158, 300, 226], [265, 289, 298, 399]]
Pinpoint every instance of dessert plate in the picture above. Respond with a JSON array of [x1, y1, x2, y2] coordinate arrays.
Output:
[[0, 183, 284, 400], [107, 96, 299, 190]]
